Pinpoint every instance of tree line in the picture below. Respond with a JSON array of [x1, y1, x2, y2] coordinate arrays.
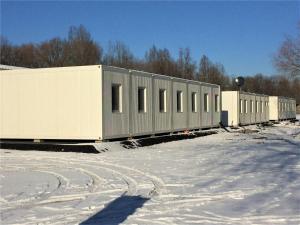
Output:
[[1, 24, 299, 104]]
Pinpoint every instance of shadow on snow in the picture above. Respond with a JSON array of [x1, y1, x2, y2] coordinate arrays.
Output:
[[80, 195, 150, 225]]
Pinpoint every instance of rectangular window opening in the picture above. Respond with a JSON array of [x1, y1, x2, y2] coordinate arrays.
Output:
[[256, 101, 259, 113], [215, 95, 219, 112], [240, 99, 243, 114], [112, 84, 122, 112], [191, 92, 197, 113], [177, 91, 183, 113], [159, 89, 166, 113], [261, 101, 263, 113], [244, 100, 247, 114], [138, 87, 146, 113], [204, 93, 209, 112]]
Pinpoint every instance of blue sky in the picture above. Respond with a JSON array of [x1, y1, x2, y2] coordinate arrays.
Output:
[[1, 1, 299, 76]]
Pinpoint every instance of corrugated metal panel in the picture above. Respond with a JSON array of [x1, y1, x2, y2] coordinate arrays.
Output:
[[130, 70, 153, 136], [187, 83, 201, 129], [153, 75, 172, 133], [102, 66, 130, 139], [239, 93, 251, 125], [255, 95, 261, 123], [201, 84, 213, 128], [172, 80, 188, 130], [0, 65, 102, 140], [212, 86, 221, 127]]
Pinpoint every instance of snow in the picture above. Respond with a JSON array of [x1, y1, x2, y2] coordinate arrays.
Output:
[[1, 122, 300, 224]]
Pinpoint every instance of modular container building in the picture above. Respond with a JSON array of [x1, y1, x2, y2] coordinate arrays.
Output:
[[0, 65, 221, 141], [221, 91, 269, 127], [269, 96, 296, 121]]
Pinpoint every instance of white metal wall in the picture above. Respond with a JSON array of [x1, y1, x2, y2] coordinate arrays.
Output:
[[0, 66, 102, 140]]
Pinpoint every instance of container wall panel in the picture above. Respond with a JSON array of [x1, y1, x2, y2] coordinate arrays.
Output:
[[102, 66, 130, 139], [0, 66, 102, 140], [239, 93, 251, 125], [172, 80, 188, 130], [130, 71, 153, 136], [201, 85, 213, 128], [255, 96, 262, 123], [221, 91, 238, 126], [187, 83, 201, 129], [269, 96, 279, 120], [153, 76, 172, 133], [249, 95, 256, 124], [212, 86, 221, 127]]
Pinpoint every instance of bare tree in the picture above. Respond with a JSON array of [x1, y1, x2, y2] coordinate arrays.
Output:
[[36, 38, 66, 67], [0, 36, 16, 66], [65, 25, 102, 66], [177, 48, 196, 80], [145, 45, 177, 76], [274, 23, 300, 78], [198, 55, 210, 82], [103, 41, 135, 68]]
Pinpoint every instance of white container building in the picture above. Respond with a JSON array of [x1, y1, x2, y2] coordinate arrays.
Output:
[[221, 91, 269, 127], [0, 65, 221, 141], [269, 96, 296, 121]]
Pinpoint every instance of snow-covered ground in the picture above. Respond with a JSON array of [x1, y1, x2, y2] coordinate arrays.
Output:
[[1, 122, 300, 225]]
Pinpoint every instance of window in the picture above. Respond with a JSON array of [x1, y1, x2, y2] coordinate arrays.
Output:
[[250, 100, 253, 113], [191, 92, 197, 113], [159, 89, 166, 112], [261, 101, 263, 113], [215, 95, 219, 112], [138, 87, 146, 113], [204, 93, 209, 112], [177, 91, 183, 112], [256, 100, 259, 113], [112, 84, 122, 112], [240, 99, 243, 114], [244, 100, 247, 113]]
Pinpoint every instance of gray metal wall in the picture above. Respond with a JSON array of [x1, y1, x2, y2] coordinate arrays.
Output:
[[201, 85, 212, 128], [172, 80, 188, 131], [212, 86, 221, 127], [102, 66, 130, 139], [130, 70, 153, 136], [187, 82, 201, 129], [102, 66, 221, 139], [153, 75, 173, 133]]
